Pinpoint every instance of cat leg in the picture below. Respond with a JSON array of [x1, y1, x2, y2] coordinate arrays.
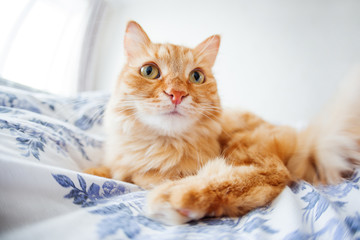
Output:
[[84, 166, 112, 178], [146, 157, 290, 224]]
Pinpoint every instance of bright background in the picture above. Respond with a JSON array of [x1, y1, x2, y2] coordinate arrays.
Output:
[[1, 0, 360, 124]]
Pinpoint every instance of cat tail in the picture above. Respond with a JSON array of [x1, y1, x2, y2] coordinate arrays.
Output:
[[287, 66, 360, 184]]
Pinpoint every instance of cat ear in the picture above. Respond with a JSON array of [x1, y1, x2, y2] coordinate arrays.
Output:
[[194, 35, 221, 67], [124, 21, 151, 59]]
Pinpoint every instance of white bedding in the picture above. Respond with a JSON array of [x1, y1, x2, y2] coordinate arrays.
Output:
[[0, 79, 359, 240]]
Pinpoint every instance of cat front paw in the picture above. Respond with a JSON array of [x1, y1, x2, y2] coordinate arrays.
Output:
[[145, 179, 212, 225]]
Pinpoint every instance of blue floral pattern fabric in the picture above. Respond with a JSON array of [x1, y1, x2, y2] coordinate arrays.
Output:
[[0, 79, 359, 240]]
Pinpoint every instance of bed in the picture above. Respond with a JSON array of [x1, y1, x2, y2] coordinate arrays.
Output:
[[0, 78, 359, 240]]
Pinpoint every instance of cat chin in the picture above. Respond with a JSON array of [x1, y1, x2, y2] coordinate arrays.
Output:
[[137, 113, 197, 136]]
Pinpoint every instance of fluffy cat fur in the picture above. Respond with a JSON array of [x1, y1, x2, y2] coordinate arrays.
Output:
[[85, 21, 360, 224]]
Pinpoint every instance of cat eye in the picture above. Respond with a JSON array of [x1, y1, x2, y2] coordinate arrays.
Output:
[[189, 70, 205, 84], [140, 64, 160, 79]]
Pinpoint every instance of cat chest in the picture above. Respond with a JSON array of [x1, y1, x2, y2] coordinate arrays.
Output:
[[115, 136, 218, 174]]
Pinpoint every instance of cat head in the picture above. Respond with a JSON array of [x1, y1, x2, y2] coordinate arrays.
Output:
[[113, 21, 221, 136]]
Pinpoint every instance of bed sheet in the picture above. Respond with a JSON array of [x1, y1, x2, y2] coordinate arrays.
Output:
[[0, 79, 359, 240]]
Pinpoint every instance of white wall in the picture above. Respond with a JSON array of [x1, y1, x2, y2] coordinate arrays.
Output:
[[91, 0, 360, 125]]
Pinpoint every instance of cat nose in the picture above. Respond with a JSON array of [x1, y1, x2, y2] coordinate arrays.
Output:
[[164, 90, 188, 105]]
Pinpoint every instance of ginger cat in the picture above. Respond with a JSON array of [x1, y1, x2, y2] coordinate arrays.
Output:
[[85, 21, 360, 224]]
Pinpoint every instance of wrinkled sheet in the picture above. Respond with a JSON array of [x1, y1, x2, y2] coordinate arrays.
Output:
[[0, 79, 359, 240]]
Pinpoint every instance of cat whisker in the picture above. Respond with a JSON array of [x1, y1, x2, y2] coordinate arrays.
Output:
[[191, 110, 219, 123], [188, 107, 233, 139], [189, 107, 222, 120], [113, 106, 137, 115], [113, 111, 140, 123], [197, 102, 221, 108], [117, 100, 162, 107]]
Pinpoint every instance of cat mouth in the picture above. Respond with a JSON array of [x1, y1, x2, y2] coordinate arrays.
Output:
[[164, 109, 183, 117]]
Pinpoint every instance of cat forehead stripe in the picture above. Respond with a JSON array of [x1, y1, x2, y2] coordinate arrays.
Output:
[[154, 44, 194, 75]]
